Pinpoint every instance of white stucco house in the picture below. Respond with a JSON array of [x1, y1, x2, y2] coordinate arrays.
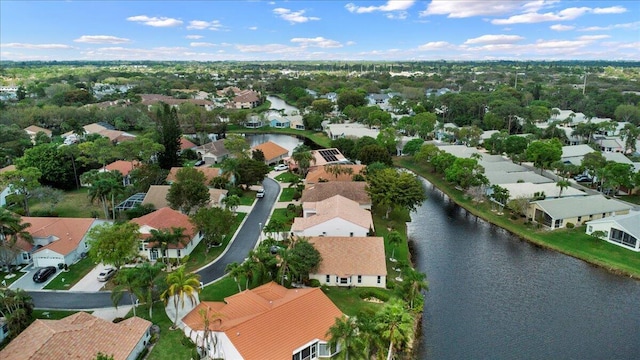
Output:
[[527, 195, 633, 230], [292, 195, 374, 237], [308, 236, 387, 288], [586, 211, 640, 252]]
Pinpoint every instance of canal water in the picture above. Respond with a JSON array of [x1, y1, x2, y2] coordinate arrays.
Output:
[[410, 178, 640, 359]]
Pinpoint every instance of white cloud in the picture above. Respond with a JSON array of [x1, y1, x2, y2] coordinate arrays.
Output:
[[580, 21, 640, 31], [420, 0, 530, 18], [593, 6, 627, 14], [577, 35, 610, 41], [346, 41, 356, 46], [248, 26, 258, 30], [290, 37, 343, 48], [185, 35, 204, 39], [190, 42, 217, 47], [187, 20, 224, 31], [464, 34, 525, 45], [273, 8, 320, 24], [345, 1, 415, 14], [0, 43, 73, 49], [126, 15, 183, 27], [236, 43, 300, 54], [550, 24, 574, 31], [74, 35, 131, 44], [492, 5, 627, 25], [417, 41, 454, 50]]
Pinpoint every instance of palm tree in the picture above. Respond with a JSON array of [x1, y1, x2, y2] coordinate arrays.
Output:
[[292, 145, 315, 176], [225, 262, 244, 292], [0, 209, 32, 273], [386, 231, 402, 262], [149, 227, 187, 267], [402, 268, 429, 310], [136, 262, 165, 318], [556, 179, 571, 198], [221, 194, 241, 213], [162, 267, 201, 329], [327, 316, 362, 360], [375, 299, 414, 360], [111, 268, 140, 317]]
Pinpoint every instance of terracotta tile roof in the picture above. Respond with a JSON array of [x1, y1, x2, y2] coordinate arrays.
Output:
[[24, 125, 52, 136], [308, 236, 387, 277], [301, 181, 371, 206], [305, 165, 366, 184], [23, 217, 97, 256], [0, 312, 151, 360], [234, 89, 260, 103], [131, 207, 196, 248], [252, 141, 288, 162], [292, 195, 373, 232], [99, 129, 135, 142], [216, 86, 241, 96], [104, 160, 141, 176], [166, 166, 221, 184], [0, 164, 17, 173], [194, 140, 230, 158], [182, 282, 343, 360], [180, 137, 197, 150]]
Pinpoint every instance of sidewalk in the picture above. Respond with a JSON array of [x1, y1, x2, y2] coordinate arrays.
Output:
[[70, 264, 108, 292]]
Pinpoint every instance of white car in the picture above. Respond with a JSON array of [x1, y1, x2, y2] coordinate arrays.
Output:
[[97, 268, 116, 282], [274, 164, 288, 171], [256, 188, 265, 198]]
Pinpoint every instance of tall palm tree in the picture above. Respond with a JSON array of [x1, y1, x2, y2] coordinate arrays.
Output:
[[135, 262, 165, 318], [375, 299, 414, 360], [292, 145, 315, 176], [111, 268, 140, 317], [148, 227, 187, 266], [386, 231, 402, 262], [327, 316, 362, 360], [556, 178, 571, 198], [0, 209, 32, 272], [225, 262, 244, 292], [221, 194, 241, 214], [402, 267, 429, 310], [162, 267, 201, 329]]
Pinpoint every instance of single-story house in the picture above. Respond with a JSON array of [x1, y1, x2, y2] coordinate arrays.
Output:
[[485, 171, 554, 185], [269, 118, 291, 128], [305, 164, 366, 185], [23, 217, 105, 268], [24, 125, 52, 143], [181, 282, 343, 360], [252, 141, 289, 165], [586, 211, 640, 251], [0, 312, 151, 360], [527, 195, 633, 230], [0, 165, 17, 207], [101, 160, 141, 186], [308, 236, 386, 288], [166, 166, 222, 185], [62, 122, 136, 144], [301, 181, 371, 210], [231, 89, 261, 109], [292, 195, 374, 237], [131, 207, 203, 261], [180, 137, 197, 152], [561, 144, 596, 166], [594, 136, 625, 153], [290, 119, 305, 130], [494, 182, 586, 201], [142, 185, 227, 210], [194, 140, 230, 165], [324, 122, 380, 140]]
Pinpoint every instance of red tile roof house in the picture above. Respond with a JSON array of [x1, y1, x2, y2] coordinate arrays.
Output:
[[131, 207, 203, 262], [292, 195, 374, 238], [15, 217, 106, 268], [308, 236, 387, 288], [181, 282, 344, 360], [300, 182, 372, 210], [0, 312, 151, 360], [251, 141, 289, 165], [100, 160, 141, 186]]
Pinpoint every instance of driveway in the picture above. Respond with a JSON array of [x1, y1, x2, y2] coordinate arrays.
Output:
[[70, 264, 110, 292], [9, 265, 60, 291]]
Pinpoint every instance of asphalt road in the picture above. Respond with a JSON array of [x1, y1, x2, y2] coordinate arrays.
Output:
[[25, 178, 279, 309], [197, 177, 280, 284]]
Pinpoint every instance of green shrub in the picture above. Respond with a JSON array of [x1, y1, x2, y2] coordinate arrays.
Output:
[[566, 222, 575, 229], [359, 288, 390, 302], [309, 279, 321, 288]]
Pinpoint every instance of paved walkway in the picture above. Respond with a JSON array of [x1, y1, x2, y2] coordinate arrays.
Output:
[[70, 264, 110, 292]]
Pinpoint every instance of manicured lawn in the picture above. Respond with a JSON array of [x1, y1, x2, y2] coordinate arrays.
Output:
[[275, 172, 300, 183], [619, 194, 640, 205], [267, 208, 297, 231], [133, 303, 198, 360], [279, 188, 296, 202], [29, 188, 104, 218], [1, 266, 27, 287], [397, 157, 640, 278], [322, 287, 387, 316], [238, 192, 256, 206], [184, 213, 246, 272], [44, 256, 96, 290], [200, 276, 241, 301], [32, 309, 85, 320]]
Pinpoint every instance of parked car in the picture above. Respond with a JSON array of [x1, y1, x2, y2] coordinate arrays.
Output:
[[97, 267, 117, 282], [194, 159, 205, 167], [274, 164, 288, 171], [573, 175, 593, 183], [33, 266, 57, 283], [256, 188, 265, 198]]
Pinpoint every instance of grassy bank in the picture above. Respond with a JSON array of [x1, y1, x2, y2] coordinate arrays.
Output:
[[227, 125, 332, 148], [396, 157, 640, 279]]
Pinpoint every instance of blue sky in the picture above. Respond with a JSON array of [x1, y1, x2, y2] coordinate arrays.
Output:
[[1, 1, 638, 61]]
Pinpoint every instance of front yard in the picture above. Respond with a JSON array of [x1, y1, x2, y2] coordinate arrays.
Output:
[[44, 256, 95, 290]]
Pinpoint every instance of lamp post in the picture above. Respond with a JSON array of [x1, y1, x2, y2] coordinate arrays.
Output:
[[258, 222, 262, 242]]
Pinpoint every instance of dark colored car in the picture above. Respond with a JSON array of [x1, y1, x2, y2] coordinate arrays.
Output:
[[194, 159, 205, 167], [573, 175, 593, 183], [33, 266, 56, 283]]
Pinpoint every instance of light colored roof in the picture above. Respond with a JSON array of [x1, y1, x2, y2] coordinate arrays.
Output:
[[131, 207, 196, 247], [602, 152, 633, 165], [586, 211, 640, 239], [485, 171, 553, 185], [533, 195, 632, 219], [0, 164, 17, 173], [301, 181, 371, 206], [480, 161, 528, 173], [24, 125, 51, 136], [252, 141, 288, 162], [0, 312, 150, 360], [141, 185, 171, 209], [561, 144, 596, 159], [326, 123, 380, 139], [104, 160, 140, 176], [305, 165, 366, 184], [292, 195, 373, 231], [308, 236, 386, 276], [24, 217, 96, 256], [438, 144, 482, 158], [166, 166, 221, 184], [182, 282, 343, 360], [597, 137, 624, 149], [500, 182, 586, 200], [195, 139, 230, 158]]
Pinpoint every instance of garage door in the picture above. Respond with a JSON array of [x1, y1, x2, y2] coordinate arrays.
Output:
[[34, 255, 64, 268]]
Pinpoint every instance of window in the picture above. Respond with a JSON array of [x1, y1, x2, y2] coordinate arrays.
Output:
[[602, 213, 606, 218], [292, 342, 318, 360], [577, 216, 582, 222], [350, 232, 354, 237], [22, 253, 31, 260], [609, 228, 638, 248], [554, 219, 562, 228], [588, 226, 593, 232], [326, 275, 330, 283], [377, 276, 381, 284], [357, 275, 362, 284], [177, 250, 181, 257], [340, 277, 348, 284]]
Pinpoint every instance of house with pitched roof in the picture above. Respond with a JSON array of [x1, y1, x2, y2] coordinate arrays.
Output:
[[586, 211, 640, 251], [180, 137, 197, 152], [194, 140, 230, 165], [131, 207, 203, 261], [308, 236, 386, 288], [301, 182, 371, 210], [305, 165, 366, 185], [251, 141, 289, 165], [181, 282, 343, 360], [20, 217, 105, 268], [100, 160, 141, 186], [292, 195, 374, 237], [23, 125, 52, 143], [166, 166, 222, 185], [0, 312, 151, 360], [0, 165, 17, 207], [527, 195, 633, 230], [142, 185, 227, 210]]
